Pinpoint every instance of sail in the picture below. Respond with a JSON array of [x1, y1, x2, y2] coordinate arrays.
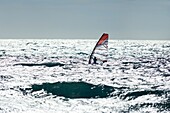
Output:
[[88, 33, 109, 64]]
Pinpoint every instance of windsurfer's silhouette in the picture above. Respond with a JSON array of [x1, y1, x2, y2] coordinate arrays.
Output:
[[93, 57, 97, 64], [93, 57, 107, 64]]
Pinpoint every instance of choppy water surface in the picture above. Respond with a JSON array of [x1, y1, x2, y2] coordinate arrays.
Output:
[[0, 39, 170, 113]]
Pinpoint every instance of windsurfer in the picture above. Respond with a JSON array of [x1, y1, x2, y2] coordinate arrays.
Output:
[[93, 57, 97, 64], [88, 33, 109, 65]]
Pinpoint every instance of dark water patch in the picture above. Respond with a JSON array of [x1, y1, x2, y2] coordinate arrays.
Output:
[[116, 86, 130, 90], [119, 67, 130, 70], [146, 65, 159, 69], [137, 78, 146, 82], [133, 64, 141, 69], [162, 45, 170, 48], [122, 61, 141, 65], [24, 56, 31, 59], [162, 73, 170, 77], [0, 50, 5, 52], [141, 61, 153, 63], [0, 75, 13, 81], [120, 77, 128, 80], [14, 62, 65, 67], [22, 82, 115, 99], [50, 56, 59, 59], [31, 48, 37, 51], [151, 85, 164, 89], [122, 60, 153, 69], [20, 49, 26, 51], [0, 50, 6, 55], [76, 52, 88, 55], [122, 90, 170, 100], [111, 78, 115, 81], [26, 42, 37, 45]]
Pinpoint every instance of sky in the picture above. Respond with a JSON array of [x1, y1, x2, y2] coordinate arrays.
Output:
[[0, 0, 170, 40]]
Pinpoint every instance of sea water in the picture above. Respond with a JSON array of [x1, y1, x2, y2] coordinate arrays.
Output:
[[0, 39, 170, 113]]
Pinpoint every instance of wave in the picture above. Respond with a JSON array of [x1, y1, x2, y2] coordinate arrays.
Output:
[[129, 100, 170, 112], [122, 90, 170, 100], [21, 82, 115, 99], [14, 62, 65, 67], [162, 74, 170, 77]]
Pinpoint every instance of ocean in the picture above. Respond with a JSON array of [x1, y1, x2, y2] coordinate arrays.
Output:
[[0, 39, 170, 113]]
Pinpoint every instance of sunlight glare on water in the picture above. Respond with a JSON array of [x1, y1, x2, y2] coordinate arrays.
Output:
[[0, 39, 170, 112]]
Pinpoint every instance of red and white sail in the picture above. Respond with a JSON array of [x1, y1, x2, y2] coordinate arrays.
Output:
[[88, 33, 109, 64]]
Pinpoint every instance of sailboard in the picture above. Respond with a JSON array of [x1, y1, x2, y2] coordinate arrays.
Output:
[[88, 33, 109, 64]]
